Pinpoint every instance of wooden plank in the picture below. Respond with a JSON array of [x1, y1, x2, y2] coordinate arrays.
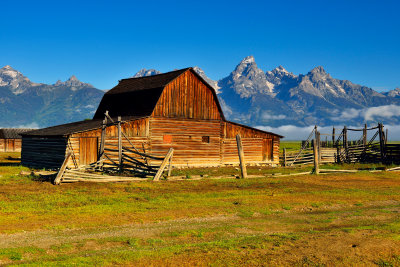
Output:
[[236, 134, 247, 178], [54, 152, 72, 185], [153, 148, 174, 181]]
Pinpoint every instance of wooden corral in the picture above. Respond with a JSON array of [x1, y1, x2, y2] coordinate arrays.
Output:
[[22, 68, 282, 170], [282, 124, 400, 167], [0, 128, 34, 152]]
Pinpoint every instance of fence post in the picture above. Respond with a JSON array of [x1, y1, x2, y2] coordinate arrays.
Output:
[[343, 126, 348, 162], [336, 145, 341, 163], [378, 123, 386, 162], [332, 127, 335, 146], [313, 139, 319, 174], [316, 131, 321, 163], [118, 116, 122, 171], [363, 124, 367, 147], [236, 134, 247, 178], [385, 129, 388, 145], [283, 148, 287, 167]]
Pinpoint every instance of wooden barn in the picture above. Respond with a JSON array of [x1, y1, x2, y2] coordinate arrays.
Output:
[[0, 128, 34, 152], [21, 68, 282, 170]]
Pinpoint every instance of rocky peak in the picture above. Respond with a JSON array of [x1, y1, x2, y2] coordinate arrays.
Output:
[[240, 55, 255, 64], [1, 65, 14, 71], [54, 75, 93, 90], [0, 65, 39, 94], [386, 87, 400, 98], [266, 65, 297, 83], [133, 69, 161, 78], [219, 56, 275, 98], [309, 66, 328, 76]]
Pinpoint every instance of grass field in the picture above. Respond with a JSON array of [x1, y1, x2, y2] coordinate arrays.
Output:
[[1, 152, 400, 266]]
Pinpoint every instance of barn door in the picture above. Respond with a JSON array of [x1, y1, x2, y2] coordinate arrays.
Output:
[[79, 137, 98, 166], [6, 139, 15, 152], [262, 139, 273, 161]]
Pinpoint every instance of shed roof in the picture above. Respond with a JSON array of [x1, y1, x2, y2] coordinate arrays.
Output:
[[21, 116, 146, 137], [0, 128, 36, 139]]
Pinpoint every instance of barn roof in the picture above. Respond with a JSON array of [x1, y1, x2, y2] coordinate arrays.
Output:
[[0, 128, 36, 139], [93, 68, 226, 120], [21, 116, 146, 137], [93, 68, 191, 119], [107, 68, 190, 95]]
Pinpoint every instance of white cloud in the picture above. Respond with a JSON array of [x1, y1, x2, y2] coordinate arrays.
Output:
[[262, 113, 287, 120], [333, 105, 400, 121], [12, 122, 40, 129], [364, 105, 400, 121]]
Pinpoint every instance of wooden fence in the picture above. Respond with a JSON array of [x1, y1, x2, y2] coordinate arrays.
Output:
[[282, 124, 399, 167]]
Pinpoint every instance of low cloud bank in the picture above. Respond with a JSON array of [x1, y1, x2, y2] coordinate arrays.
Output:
[[333, 105, 400, 121], [0, 122, 40, 129], [256, 124, 400, 141]]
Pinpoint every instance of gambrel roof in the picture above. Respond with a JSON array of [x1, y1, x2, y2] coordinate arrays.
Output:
[[93, 68, 225, 120]]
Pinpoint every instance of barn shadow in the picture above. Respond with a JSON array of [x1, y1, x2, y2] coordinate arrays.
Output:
[[0, 156, 22, 166]]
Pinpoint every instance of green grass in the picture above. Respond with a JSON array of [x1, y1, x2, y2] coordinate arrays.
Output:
[[280, 141, 302, 152], [1, 152, 400, 265]]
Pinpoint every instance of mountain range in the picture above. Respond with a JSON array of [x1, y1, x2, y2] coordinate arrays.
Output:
[[0, 65, 104, 127], [0, 57, 399, 129]]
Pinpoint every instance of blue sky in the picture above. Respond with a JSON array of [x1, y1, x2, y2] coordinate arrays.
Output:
[[1, 0, 399, 90]]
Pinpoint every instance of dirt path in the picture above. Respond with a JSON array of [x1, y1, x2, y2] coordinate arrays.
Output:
[[0, 214, 240, 249], [1, 200, 399, 249]]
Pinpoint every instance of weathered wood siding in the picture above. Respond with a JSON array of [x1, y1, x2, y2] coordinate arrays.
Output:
[[152, 71, 221, 120], [66, 118, 150, 168], [21, 137, 67, 169], [222, 122, 280, 165], [0, 139, 22, 152], [150, 117, 221, 167]]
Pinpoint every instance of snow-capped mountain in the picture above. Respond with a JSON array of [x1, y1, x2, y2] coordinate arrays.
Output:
[[219, 56, 275, 98], [3, 59, 398, 129], [54, 75, 95, 91], [218, 58, 400, 127], [0, 65, 42, 95], [133, 69, 161, 78], [0, 66, 104, 127], [383, 88, 400, 98], [132, 57, 400, 127]]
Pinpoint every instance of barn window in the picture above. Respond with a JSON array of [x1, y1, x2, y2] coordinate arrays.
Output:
[[202, 136, 210, 143], [163, 135, 172, 143]]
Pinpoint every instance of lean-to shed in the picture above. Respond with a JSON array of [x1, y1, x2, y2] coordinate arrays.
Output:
[[22, 68, 282, 169], [0, 128, 35, 152]]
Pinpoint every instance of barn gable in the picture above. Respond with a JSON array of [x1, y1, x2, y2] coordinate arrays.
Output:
[[152, 69, 223, 120], [93, 68, 224, 121], [93, 68, 189, 119]]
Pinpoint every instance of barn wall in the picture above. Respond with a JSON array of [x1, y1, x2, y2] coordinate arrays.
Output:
[[0, 139, 22, 152], [21, 137, 67, 169], [222, 122, 280, 165], [149, 117, 222, 167], [66, 118, 150, 168], [222, 138, 264, 164], [152, 71, 221, 120]]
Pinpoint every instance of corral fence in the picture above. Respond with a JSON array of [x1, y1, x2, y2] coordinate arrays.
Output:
[[281, 123, 400, 167]]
